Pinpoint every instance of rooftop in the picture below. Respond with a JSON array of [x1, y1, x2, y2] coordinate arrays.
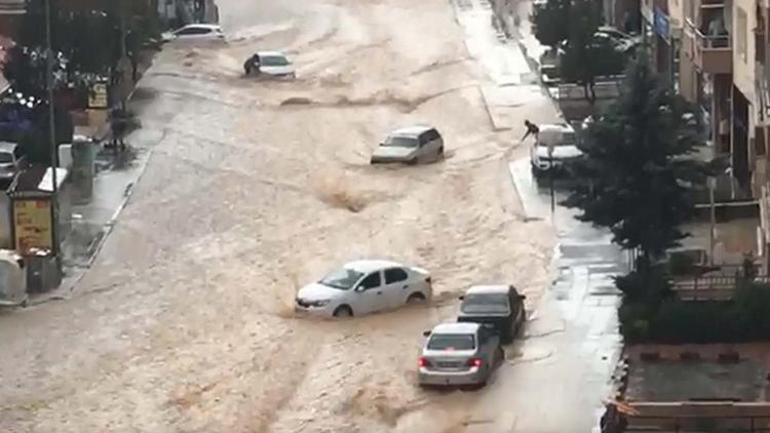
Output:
[[8, 166, 68, 196], [343, 259, 403, 273], [466, 285, 511, 295], [624, 344, 770, 403], [431, 322, 480, 334], [0, 141, 17, 152], [389, 125, 434, 137]]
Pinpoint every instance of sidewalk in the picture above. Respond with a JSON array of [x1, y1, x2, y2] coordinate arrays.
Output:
[[32, 97, 162, 305], [454, 0, 562, 132]]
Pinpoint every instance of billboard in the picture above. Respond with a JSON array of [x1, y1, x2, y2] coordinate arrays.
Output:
[[13, 199, 52, 254]]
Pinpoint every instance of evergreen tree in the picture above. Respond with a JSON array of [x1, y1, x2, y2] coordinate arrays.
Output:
[[532, 0, 626, 103], [563, 55, 709, 267], [531, 0, 570, 49]]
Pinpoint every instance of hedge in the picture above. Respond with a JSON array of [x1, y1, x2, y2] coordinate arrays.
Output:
[[619, 282, 770, 344]]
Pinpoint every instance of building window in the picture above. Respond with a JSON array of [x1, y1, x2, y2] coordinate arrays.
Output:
[[737, 7, 748, 63]]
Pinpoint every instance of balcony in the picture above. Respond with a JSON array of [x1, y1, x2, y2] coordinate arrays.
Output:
[[0, 0, 25, 15], [683, 0, 732, 74]]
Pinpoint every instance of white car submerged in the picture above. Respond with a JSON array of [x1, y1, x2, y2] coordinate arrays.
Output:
[[370, 125, 444, 165], [243, 51, 296, 79], [295, 260, 432, 317], [161, 24, 224, 42], [530, 123, 582, 177]]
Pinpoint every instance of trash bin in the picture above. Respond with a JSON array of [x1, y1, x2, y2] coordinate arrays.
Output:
[[71, 136, 95, 204]]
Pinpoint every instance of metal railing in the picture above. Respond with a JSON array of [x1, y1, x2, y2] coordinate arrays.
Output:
[[0, 0, 25, 13], [672, 275, 770, 300], [627, 415, 770, 433], [694, 28, 731, 49]]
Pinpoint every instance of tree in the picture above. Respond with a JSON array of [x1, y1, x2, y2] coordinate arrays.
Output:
[[532, 0, 628, 103], [531, 0, 570, 49], [563, 55, 709, 269]]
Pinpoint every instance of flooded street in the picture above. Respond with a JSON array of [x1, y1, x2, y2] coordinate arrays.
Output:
[[0, 0, 620, 432]]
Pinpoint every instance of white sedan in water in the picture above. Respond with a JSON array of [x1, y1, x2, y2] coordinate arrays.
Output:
[[295, 260, 433, 317]]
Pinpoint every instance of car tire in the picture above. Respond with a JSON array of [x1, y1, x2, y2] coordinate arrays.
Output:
[[406, 292, 427, 304], [333, 305, 353, 317], [406, 157, 418, 166]]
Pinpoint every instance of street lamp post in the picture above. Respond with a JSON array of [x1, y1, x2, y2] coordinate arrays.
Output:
[[708, 176, 717, 266], [44, 0, 59, 263], [548, 141, 555, 218]]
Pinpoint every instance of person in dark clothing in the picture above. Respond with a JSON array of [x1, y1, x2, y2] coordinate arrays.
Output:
[[522, 119, 540, 141], [600, 403, 629, 433], [244, 53, 261, 76]]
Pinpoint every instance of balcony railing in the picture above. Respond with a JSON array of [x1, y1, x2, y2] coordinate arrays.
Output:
[[0, 0, 25, 14], [694, 29, 731, 48], [687, 27, 732, 73]]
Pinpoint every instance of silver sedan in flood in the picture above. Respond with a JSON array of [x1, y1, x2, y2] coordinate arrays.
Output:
[[370, 125, 444, 165], [417, 322, 504, 388]]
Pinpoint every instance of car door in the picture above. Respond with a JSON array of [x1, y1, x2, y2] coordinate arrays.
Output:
[[476, 327, 494, 370], [354, 271, 386, 314], [421, 129, 439, 160], [383, 267, 410, 308]]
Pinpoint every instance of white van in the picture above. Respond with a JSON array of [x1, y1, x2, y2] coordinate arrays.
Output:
[[529, 123, 582, 177]]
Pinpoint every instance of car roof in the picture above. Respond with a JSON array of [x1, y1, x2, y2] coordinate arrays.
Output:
[[257, 51, 287, 58], [465, 285, 511, 295], [181, 24, 221, 30], [539, 123, 575, 133], [388, 125, 435, 137], [343, 259, 404, 273], [0, 141, 18, 152], [431, 322, 480, 334]]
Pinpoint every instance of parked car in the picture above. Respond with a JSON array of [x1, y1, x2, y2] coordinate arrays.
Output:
[[417, 322, 504, 388], [456, 285, 526, 344], [370, 125, 444, 165], [295, 260, 432, 317], [530, 123, 582, 178], [0, 142, 26, 180], [161, 24, 224, 42], [596, 26, 642, 47], [243, 51, 296, 79]]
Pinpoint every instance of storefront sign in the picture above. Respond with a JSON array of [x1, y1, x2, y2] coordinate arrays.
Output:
[[653, 6, 670, 40], [13, 199, 52, 254], [88, 82, 108, 109]]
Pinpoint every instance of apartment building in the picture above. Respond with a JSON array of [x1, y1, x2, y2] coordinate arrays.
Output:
[[674, 0, 769, 200]]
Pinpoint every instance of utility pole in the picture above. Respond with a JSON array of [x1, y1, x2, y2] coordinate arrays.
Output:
[[548, 142, 555, 218], [45, 0, 59, 263], [119, 0, 127, 110]]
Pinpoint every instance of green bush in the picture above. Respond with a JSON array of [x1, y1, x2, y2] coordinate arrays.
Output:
[[615, 266, 673, 305], [619, 282, 770, 343]]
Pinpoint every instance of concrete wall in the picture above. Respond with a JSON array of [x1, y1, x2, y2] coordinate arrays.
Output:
[[732, 0, 756, 103]]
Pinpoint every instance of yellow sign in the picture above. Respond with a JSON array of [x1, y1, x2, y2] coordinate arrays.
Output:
[[13, 199, 52, 254], [88, 82, 108, 109]]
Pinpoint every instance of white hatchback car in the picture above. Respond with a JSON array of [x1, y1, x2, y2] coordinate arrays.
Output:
[[370, 125, 444, 165], [295, 260, 432, 317], [162, 24, 224, 42], [243, 51, 296, 79], [530, 123, 582, 177]]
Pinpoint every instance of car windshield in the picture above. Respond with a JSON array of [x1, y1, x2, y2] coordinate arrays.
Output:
[[319, 268, 364, 290], [461, 293, 511, 314], [0, 152, 13, 163], [261, 55, 289, 66], [427, 334, 476, 350], [538, 130, 576, 147], [383, 136, 418, 148]]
